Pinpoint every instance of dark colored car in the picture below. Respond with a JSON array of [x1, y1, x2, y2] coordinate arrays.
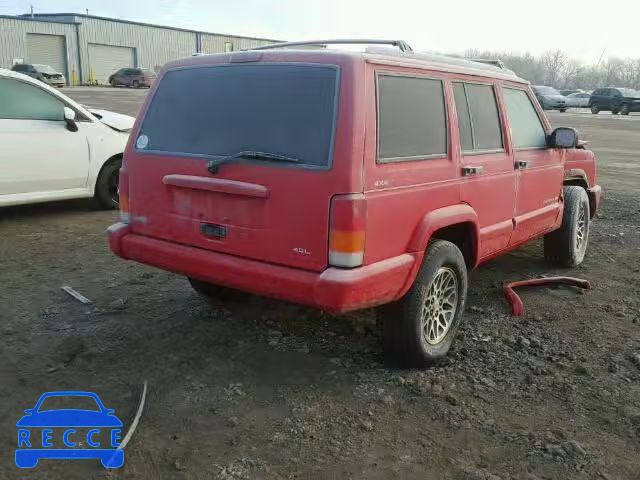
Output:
[[10, 63, 66, 87], [532, 86, 568, 112], [588, 87, 640, 115], [108, 68, 156, 88]]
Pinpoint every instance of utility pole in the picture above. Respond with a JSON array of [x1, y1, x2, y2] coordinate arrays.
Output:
[[30, 4, 33, 18]]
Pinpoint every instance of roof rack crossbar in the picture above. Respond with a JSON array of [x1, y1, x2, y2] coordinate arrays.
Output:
[[470, 58, 506, 69], [245, 39, 414, 53]]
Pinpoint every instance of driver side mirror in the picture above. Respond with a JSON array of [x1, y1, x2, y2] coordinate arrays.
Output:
[[549, 127, 578, 148], [63, 106, 78, 132]]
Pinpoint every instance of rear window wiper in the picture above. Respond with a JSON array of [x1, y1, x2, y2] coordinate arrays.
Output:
[[207, 150, 301, 174]]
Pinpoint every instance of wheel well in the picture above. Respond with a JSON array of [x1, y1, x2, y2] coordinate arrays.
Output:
[[563, 178, 588, 189], [431, 222, 477, 269], [94, 154, 123, 194]]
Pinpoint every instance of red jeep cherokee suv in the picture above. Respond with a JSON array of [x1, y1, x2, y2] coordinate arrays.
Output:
[[108, 40, 601, 367]]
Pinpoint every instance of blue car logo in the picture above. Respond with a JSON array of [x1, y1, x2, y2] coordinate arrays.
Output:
[[16, 391, 123, 468]]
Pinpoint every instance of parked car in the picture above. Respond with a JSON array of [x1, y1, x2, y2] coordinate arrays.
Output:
[[108, 68, 156, 88], [560, 89, 584, 96], [566, 92, 591, 108], [0, 68, 134, 208], [107, 40, 601, 367], [10, 63, 66, 87], [588, 87, 640, 115], [532, 85, 568, 111]]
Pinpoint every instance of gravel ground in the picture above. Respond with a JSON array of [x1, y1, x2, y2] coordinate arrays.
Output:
[[1, 89, 639, 480]]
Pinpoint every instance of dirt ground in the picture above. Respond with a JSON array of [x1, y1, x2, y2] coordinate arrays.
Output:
[[1, 89, 639, 480]]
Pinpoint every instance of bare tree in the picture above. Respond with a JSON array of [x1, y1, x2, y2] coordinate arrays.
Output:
[[460, 48, 640, 90]]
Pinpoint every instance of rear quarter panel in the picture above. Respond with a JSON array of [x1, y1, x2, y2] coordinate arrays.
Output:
[[361, 63, 462, 266]]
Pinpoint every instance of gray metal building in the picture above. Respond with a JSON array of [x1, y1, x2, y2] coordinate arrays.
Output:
[[0, 13, 279, 85]]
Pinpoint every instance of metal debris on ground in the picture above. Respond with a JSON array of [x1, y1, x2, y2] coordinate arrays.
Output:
[[60, 285, 93, 305]]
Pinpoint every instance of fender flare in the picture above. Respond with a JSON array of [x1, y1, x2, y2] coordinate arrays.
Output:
[[563, 168, 588, 186], [406, 204, 480, 265], [394, 204, 480, 299]]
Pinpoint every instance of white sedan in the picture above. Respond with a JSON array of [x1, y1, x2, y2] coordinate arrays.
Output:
[[565, 92, 591, 108], [0, 68, 134, 208]]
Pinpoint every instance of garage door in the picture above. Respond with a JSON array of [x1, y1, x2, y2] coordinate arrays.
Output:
[[26, 34, 67, 79], [88, 44, 135, 85]]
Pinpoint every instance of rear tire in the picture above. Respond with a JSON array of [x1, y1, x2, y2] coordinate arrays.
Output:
[[620, 103, 630, 115], [590, 103, 600, 114], [188, 277, 243, 302], [378, 240, 468, 368], [95, 158, 121, 209], [544, 186, 590, 267], [132, 80, 139, 88], [559, 108, 567, 113]]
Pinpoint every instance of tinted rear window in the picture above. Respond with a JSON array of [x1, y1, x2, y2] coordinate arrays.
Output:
[[137, 64, 339, 167]]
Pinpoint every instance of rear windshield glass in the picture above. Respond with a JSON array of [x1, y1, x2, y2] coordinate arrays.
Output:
[[137, 64, 339, 167]]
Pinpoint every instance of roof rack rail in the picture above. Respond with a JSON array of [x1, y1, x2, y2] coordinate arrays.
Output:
[[245, 39, 414, 53], [470, 58, 506, 69]]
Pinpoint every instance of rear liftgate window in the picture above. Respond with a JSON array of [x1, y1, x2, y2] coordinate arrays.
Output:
[[137, 64, 339, 168]]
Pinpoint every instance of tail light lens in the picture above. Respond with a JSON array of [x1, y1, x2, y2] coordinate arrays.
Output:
[[118, 167, 130, 223], [329, 194, 366, 268]]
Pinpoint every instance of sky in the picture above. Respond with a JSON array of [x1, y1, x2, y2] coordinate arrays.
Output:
[[2, 0, 639, 63]]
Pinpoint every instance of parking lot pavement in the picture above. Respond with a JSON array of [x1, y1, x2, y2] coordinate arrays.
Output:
[[62, 86, 149, 117], [1, 89, 639, 479]]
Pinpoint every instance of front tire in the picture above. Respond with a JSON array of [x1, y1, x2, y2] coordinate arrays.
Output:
[[95, 158, 121, 209], [378, 240, 468, 368], [544, 186, 590, 267], [132, 80, 139, 88]]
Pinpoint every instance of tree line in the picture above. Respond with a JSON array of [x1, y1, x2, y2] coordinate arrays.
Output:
[[463, 49, 640, 91]]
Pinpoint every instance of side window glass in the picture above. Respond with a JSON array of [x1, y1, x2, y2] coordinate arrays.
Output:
[[0, 78, 64, 121], [377, 75, 447, 162], [453, 82, 503, 152], [503, 88, 547, 149], [452, 83, 473, 151]]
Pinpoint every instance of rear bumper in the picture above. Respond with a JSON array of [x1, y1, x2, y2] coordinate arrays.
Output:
[[107, 223, 418, 313], [588, 185, 602, 217]]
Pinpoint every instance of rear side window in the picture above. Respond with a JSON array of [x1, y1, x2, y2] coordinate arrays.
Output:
[[12, 64, 28, 72], [0, 78, 63, 121], [453, 82, 503, 152], [503, 88, 547, 149], [138, 64, 339, 168], [377, 75, 447, 162]]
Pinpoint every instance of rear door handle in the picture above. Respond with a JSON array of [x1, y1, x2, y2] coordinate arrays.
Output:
[[515, 160, 529, 170], [461, 166, 484, 177]]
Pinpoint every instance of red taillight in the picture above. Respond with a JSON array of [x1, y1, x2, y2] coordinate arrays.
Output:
[[329, 194, 366, 268], [118, 168, 130, 223]]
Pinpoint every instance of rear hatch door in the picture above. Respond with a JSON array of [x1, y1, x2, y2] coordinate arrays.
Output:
[[126, 62, 344, 272]]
